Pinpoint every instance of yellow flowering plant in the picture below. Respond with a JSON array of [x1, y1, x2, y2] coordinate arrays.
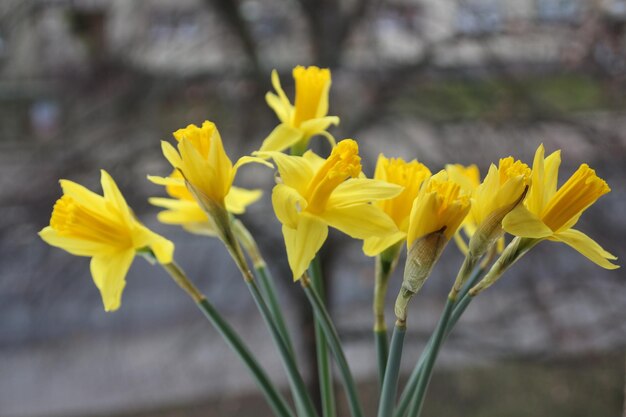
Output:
[[38, 67, 618, 417]]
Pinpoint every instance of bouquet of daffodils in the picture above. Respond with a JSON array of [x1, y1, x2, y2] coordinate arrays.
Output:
[[40, 66, 618, 417]]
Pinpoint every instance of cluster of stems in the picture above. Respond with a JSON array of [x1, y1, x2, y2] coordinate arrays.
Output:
[[158, 197, 530, 417]]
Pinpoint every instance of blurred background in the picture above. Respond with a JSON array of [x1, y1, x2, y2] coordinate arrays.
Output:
[[1, 0, 625, 416]]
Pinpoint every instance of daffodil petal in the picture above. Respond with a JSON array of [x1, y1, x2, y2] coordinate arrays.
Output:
[[300, 116, 340, 138], [266, 92, 291, 124], [206, 122, 233, 195], [552, 229, 619, 270], [302, 150, 326, 171], [147, 175, 185, 187], [39, 226, 111, 257], [161, 141, 183, 169], [90, 249, 135, 312], [232, 156, 273, 185], [132, 225, 174, 264], [225, 187, 263, 214], [327, 179, 403, 208], [271, 69, 292, 110], [363, 231, 406, 257], [453, 231, 470, 255], [259, 152, 314, 194], [320, 204, 398, 240], [258, 123, 303, 153], [271, 184, 306, 229], [543, 149, 561, 203], [100, 170, 132, 224], [282, 215, 328, 280], [502, 205, 553, 238]]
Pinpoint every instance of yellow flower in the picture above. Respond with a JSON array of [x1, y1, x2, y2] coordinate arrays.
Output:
[[258, 66, 339, 153], [395, 171, 471, 320], [503, 144, 618, 269], [149, 121, 271, 238], [465, 157, 531, 255], [406, 171, 471, 248], [363, 154, 432, 256], [149, 169, 262, 236], [39, 170, 174, 312], [261, 139, 402, 279]]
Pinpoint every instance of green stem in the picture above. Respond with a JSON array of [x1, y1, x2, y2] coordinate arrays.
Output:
[[394, 266, 485, 417], [377, 323, 406, 417], [256, 264, 296, 358], [247, 280, 320, 417], [161, 263, 295, 417], [309, 257, 337, 417], [374, 329, 389, 390], [301, 274, 365, 417], [406, 298, 455, 417]]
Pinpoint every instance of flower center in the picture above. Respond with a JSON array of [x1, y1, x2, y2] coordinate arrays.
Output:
[[51, 195, 129, 246], [305, 139, 361, 213], [173, 122, 216, 159], [293, 66, 330, 127], [541, 164, 610, 231]]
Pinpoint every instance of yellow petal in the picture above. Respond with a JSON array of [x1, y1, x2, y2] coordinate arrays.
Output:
[[39, 226, 111, 257], [100, 170, 133, 225], [271, 69, 292, 111], [327, 179, 403, 208], [502, 205, 553, 238], [259, 152, 314, 195], [282, 214, 328, 280], [266, 92, 291, 124], [225, 187, 263, 214], [258, 123, 303, 153], [542, 149, 561, 203], [552, 229, 619, 270], [90, 249, 135, 312], [205, 123, 233, 197], [161, 141, 183, 169], [147, 175, 185, 188], [179, 137, 217, 201], [299, 116, 340, 138], [132, 225, 174, 264], [231, 156, 274, 186], [363, 231, 406, 257], [149, 197, 208, 223], [319, 204, 398, 240], [526, 144, 546, 214], [271, 184, 306, 229]]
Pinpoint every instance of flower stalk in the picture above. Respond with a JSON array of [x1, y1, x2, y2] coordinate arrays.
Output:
[[301, 272, 365, 417], [309, 257, 337, 417], [160, 262, 295, 417]]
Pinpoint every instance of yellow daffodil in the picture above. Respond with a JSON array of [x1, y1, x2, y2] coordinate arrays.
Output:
[[395, 171, 471, 320], [39, 170, 174, 312], [149, 121, 271, 241], [466, 157, 531, 255], [260, 139, 402, 280], [149, 169, 262, 236], [406, 171, 471, 248], [363, 154, 432, 256], [502, 144, 618, 269], [449, 158, 530, 297], [258, 66, 339, 153]]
